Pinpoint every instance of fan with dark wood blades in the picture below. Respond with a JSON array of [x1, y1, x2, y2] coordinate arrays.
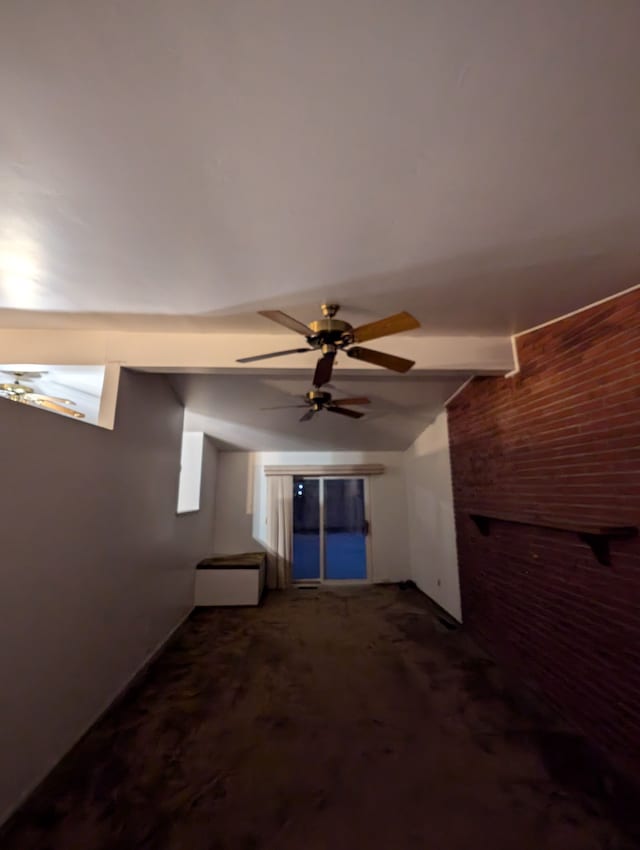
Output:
[[263, 389, 370, 422], [0, 371, 85, 419], [237, 304, 420, 387]]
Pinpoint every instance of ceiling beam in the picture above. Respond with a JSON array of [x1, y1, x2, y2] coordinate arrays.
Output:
[[0, 329, 514, 374]]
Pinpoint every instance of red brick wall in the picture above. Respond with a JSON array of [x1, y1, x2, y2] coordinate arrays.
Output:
[[447, 288, 640, 781]]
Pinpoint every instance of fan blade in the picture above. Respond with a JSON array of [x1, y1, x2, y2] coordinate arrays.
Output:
[[327, 405, 364, 419], [346, 346, 415, 373], [258, 310, 311, 336], [236, 347, 311, 363], [1, 370, 46, 380], [31, 394, 76, 406], [331, 397, 370, 406], [300, 408, 316, 422], [32, 398, 85, 418], [350, 311, 420, 344], [261, 404, 308, 410], [313, 352, 335, 387]]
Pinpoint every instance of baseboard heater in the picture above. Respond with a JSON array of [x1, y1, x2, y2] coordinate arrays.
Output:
[[195, 552, 266, 606]]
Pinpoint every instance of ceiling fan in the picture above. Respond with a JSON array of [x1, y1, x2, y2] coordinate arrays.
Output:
[[264, 389, 370, 422], [0, 371, 85, 419], [237, 304, 420, 388]]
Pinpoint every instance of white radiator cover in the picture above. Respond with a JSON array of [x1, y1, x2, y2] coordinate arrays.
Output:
[[195, 561, 266, 606]]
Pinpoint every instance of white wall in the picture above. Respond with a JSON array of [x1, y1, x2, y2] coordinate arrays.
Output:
[[213, 434, 461, 612], [403, 412, 461, 620], [212, 450, 409, 583], [0, 370, 217, 825], [177, 431, 205, 513], [211, 451, 256, 553]]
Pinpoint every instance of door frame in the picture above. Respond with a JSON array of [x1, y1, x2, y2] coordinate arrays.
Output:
[[293, 475, 372, 584]]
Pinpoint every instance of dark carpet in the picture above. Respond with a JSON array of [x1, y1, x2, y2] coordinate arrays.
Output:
[[1, 585, 637, 849]]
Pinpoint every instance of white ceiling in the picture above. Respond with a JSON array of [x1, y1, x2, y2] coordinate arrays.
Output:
[[1, 1, 640, 337], [173, 372, 468, 451]]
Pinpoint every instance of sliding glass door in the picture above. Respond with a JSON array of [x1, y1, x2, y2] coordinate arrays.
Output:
[[292, 477, 369, 582], [324, 478, 367, 580], [292, 478, 321, 580]]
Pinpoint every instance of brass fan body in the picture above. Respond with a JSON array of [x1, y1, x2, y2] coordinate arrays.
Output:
[[263, 388, 369, 421], [305, 389, 333, 410], [237, 303, 420, 389], [306, 318, 353, 355], [0, 382, 34, 399]]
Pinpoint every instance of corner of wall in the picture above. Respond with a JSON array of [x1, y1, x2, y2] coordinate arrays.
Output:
[[403, 411, 462, 621]]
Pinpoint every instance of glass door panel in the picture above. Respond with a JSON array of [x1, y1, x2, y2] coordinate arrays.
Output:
[[292, 477, 321, 580], [324, 478, 367, 580]]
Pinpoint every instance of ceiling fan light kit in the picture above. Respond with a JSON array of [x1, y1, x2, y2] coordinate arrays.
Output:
[[238, 304, 420, 421], [0, 372, 85, 419]]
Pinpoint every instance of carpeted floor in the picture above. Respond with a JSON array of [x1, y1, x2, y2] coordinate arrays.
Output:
[[1, 585, 637, 850]]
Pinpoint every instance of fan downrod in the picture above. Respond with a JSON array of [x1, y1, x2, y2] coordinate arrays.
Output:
[[320, 303, 340, 318]]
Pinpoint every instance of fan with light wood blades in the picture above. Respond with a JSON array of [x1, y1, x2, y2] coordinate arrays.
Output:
[[263, 389, 370, 422], [0, 371, 85, 419], [237, 304, 420, 388]]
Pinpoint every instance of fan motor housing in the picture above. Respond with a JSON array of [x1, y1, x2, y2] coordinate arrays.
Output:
[[306, 318, 352, 346], [305, 390, 332, 408]]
